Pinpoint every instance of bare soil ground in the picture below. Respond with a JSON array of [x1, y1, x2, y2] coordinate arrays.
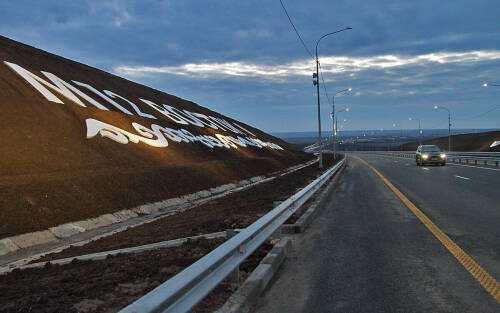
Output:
[[0, 34, 338, 312], [37, 157, 339, 262], [0, 35, 312, 238], [0, 157, 341, 312], [0, 237, 273, 313]]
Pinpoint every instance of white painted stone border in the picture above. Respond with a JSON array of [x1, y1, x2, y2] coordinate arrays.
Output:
[[0, 159, 316, 259], [7, 231, 227, 273]]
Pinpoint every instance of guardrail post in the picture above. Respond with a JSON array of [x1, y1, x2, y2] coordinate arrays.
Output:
[[225, 229, 241, 283]]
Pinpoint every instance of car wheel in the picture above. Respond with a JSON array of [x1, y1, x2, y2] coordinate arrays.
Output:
[[442, 162, 446, 166]]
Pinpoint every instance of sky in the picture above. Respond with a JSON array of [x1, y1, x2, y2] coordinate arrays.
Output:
[[1, 0, 500, 133]]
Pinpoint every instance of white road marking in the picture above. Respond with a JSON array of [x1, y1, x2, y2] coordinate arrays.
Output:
[[454, 175, 470, 180], [422, 168, 429, 171]]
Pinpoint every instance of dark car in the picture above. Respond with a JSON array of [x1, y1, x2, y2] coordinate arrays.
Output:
[[416, 145, 446, 166]]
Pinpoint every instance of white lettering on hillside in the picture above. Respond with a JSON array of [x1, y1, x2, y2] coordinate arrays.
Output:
[[139, 98, 189, 125], [4, 61, 284, 151], [4, 61, 109, 110], [86, 118, 283, 150], [72, 81, 133, 115], [103, 90, 157, 119]]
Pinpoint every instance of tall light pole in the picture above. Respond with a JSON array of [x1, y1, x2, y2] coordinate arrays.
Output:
[[392, 123, 403, 151], [409, 117, 422, 145], [331, 88, 352, 160], [434, 105, 451, 152], [333, 107, 349, 159], [314, 27, 352, 168]]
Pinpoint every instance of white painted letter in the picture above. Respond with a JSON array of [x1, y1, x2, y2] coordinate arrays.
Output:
[[104, 90, 156, 119], [4, 61, 108, 110], [72, 82, 133, 115], [140, 99, 189, 125]]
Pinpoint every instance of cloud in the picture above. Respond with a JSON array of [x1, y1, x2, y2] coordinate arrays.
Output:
[[89, 1, 132, 27], [114, 50, 500, 81]]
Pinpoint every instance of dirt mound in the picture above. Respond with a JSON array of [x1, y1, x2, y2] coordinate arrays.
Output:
[[0, 35, 312, 238], [400, 130, 500, 152]]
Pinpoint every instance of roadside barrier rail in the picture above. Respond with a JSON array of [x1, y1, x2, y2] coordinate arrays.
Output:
[[119, 158, 345, 313], [349, 151, 500, 167]]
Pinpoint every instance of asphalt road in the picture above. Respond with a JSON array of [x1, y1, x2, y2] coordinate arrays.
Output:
[[255, 154, 499, 312]]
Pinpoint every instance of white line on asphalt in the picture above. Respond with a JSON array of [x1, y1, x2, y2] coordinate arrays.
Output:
[[422, 168, 429, 171], [454, 175, 470, 180]]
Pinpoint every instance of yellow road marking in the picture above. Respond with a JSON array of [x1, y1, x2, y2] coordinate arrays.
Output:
[[353, 155, 500, 303]]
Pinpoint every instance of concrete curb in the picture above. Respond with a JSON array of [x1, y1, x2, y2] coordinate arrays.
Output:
[[10, 231, 227, 272], [9, 230, 58, 249], [0, 238, 19, 256], [216, 238, 292, 313], [282, 160, 345, 234]]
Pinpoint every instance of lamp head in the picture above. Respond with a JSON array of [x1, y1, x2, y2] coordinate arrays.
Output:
[[434, 105, 438, 109], [409, 117, 412, 121], [483, 83, 488, 87], [345, 108, 350, 112], [392, 123, 396, 127], [348, 88, 352, 92]]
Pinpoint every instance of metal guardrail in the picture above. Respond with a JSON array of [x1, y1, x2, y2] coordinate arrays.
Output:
[[119, 158, 345, 313], [350, 151, 500, 167]]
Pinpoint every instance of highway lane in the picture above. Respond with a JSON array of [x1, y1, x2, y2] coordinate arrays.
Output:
[[255, 155, 499, 312], [357, 153, 500, 281]]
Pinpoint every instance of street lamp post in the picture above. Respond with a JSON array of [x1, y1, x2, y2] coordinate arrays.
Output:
[[409, 117, 422, 145], [331, 88, 352, 160], [313, 27, 352, 169], [333, 107, 349, 159], [392, 123, 403, 151], [434, 105, 452, 152]]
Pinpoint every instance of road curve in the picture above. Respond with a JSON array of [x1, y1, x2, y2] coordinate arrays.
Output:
[[255, 154, 499, 312]]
